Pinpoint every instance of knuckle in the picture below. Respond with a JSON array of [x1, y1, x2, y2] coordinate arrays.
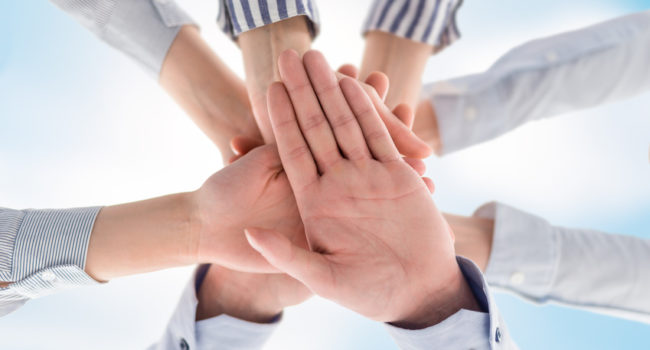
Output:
[[301, 113, 327, 132]]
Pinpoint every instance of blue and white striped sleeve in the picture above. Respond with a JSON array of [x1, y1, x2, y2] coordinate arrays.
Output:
[[363, 0, 463, 52], [0, 207, 102, 316], [217, 0, 320, 40]]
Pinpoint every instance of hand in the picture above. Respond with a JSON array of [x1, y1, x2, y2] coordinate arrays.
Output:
[[245, 50, 479, 329], [196, 264, 311, 323], [191, 144, 307, 273]]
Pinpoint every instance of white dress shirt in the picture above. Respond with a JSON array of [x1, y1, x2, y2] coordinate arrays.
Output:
[[478, 202, 650, 324], [424, 10, 650, 154], [152, 258, 517, 350]]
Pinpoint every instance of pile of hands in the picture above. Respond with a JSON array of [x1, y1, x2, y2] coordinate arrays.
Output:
[[189, 49, 482, 328]]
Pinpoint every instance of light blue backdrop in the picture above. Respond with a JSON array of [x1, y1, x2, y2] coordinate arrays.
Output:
[[0, 1, 649, 349]]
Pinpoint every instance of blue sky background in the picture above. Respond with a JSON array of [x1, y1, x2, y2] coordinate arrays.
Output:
[[1, 1, 649, 349]]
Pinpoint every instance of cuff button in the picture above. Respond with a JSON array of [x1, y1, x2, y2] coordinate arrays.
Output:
[[179, 338, 189, 350]]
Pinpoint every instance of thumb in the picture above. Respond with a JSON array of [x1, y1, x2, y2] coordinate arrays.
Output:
[[245, 228, 333, 295]]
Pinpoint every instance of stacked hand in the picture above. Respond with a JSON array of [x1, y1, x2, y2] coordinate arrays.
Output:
[[234, 50, 480, 328]]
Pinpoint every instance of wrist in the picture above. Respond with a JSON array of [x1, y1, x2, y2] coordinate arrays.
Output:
[[413, 100, 442, 154], [391, 265, 481, 330], [239, 16, 312, 142], [445, 213, 494, 271], [196, 265, 283, 323], [360, 31, 433, 109]]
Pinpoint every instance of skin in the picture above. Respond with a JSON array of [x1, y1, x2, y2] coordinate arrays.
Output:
[[159, 25, 262, 161], [446, 214, 495, 272], [239, 18, 431, 159], [83, 143, 308, 281], [360, 31, 434, 111], [246, 49, 480, 329]]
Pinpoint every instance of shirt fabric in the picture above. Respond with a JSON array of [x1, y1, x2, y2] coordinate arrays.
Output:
[[49, 0, 196, 77], [478, 202, 650, 324], [217, 0, 462, 51], [0, 207, 101, 316], [424, 10, 650, 154], [152, 258, 517, 350]]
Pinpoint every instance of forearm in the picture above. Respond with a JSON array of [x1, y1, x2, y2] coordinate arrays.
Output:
[[239, 16, 313, 142], [360, 31, 432, 110], [160, 26, 258, 159], [85, 193, 198, 281]]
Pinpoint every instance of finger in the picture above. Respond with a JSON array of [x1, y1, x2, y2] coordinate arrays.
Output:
[[278, 50, 341, 172], [392, 104, 414, 129], [303, 50, 371, 161], [245, 228, 333, 296], [423, 177, 435, 194], [267, 82, 319, 191], [364, 71, 389, 101], [337, 64, 359, 79], [339, 77, 400, 162], [231, 135, 264, 156], [228, 155, 241, 164], [363, 86, 432, 158], [403, 157, 426, 176]]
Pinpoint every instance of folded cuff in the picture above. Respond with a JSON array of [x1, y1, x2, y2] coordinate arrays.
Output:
[[217, 0, 320, 40], [476, 202, 558, 301], [362, 0, 462, 52]]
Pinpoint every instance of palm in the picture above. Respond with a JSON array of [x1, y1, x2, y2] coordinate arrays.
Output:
[[246, 50, 460, 325], [196, 145, 306, 272], [299, 160, 449, 319]]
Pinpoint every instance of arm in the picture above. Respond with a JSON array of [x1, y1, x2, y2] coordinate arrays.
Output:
[[359, 0, 463, 110], [217, 0, 319, 143], [453, 202, 650, 324], [244, 49, 515, 348], [50, 0, 261, 160], [0, 142, 309, 315], [416, 10, 650, 155]]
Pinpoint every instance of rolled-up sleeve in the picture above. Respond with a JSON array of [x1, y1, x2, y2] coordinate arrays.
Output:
[[217, 0, 320, 40], [363, 0, 462, 52], [49, 0, 196, 76], [424, 10, 650, 155], [477, 202, 650, 324], [0, 207, 102, 316]]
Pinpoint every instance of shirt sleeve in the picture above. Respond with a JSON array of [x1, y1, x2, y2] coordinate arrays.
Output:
[[217, 0, 320, 41], [422, 10, 650, 154], [385, 257, 518, 350], [0, 207, 102, 316], [49, 0, 196, 77], [149, 264, 280, 350], [476, 202, 650, 324], [362, 0, 462, 52]]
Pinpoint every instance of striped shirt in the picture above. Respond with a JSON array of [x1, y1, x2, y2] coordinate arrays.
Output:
[[0, 207, 101, 316], [218, 0, 463, 50]]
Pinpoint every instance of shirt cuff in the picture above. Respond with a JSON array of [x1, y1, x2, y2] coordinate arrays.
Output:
[[423, 74, 504, 155], [362, 0, 462, 52], [0, 207, 102, 316], [50, 0, 196, 77], [151, 264, 280, 350], [217, 0, 320, 40], [385, 257, 510, 349], [475, 202, 559, 301]]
